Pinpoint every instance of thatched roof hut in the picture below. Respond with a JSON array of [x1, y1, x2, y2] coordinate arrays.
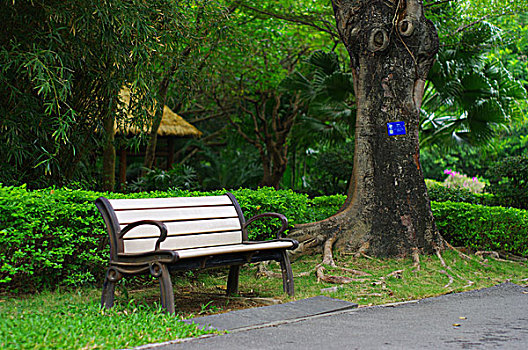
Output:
[[115, 88, 202, 188], [116, 88, 202, 137]]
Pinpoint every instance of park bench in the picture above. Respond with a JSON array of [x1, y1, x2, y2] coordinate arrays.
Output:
[[95, 193, 298, 313]]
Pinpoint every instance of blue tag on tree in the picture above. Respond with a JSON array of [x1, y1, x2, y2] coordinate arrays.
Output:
[[387, 121, 406, 136]]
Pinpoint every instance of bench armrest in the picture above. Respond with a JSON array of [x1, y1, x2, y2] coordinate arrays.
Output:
[[119, 220, 168, 251], [116, 250, 179, 265], [243, 213, 289, 239]]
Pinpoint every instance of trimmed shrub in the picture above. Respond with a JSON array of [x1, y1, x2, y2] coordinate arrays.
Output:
[[486, 156, 528, 209], [0, 185, 340, 291], [425, 179, 499, 206], [0, 185, 107, 291], [305, 194, 346, 222], [2, 185, 526, 292], [432, 201, 528, 257]]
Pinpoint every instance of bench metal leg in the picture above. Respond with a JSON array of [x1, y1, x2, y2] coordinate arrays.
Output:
[[101, 267, 122, 309], [226, 265, 240, 296], [158, 264, 175, 314], [279, 251, 295, 296]]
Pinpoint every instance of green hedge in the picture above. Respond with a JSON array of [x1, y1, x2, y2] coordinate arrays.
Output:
[[0, 186, 108, 290], [425, 179, 496, 205], [0, 185, 342, 291], [431, 201, 528, 257], [1, 185, 527, 292]]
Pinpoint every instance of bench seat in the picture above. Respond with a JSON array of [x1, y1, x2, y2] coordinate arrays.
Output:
[[167, 241, 297, 259], [95, 193, 298, 313]]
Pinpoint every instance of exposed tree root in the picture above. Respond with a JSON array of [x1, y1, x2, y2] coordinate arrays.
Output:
[[353, 242, 372, 259], [318, 234, 377, 284], [499, 251, 527, 262], [291, 234, 372, 284], [412, 247, 421, 271], [462, 280, 475, 289], [435, 248, 448, 267], [386, 270, 404, 279], [341, 267, 371, 277], [439, 269, 455, 289], [296, 270, 314, 277], [436, 249, 456, 288], [289, 236, 322, 258], [256, 261, 283, 279], [475, 251, 500, 259], [474, 250, 526, 264], [359, 252, 374, 260], [316, 265, 364, 284], [435, 248, 474, 289], [444, 240, 525, 264], [443, 240, 472, 261], [257, 233, 372, 283], [322, 233, 338, 267]]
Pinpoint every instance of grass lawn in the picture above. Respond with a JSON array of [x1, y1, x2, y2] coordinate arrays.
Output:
[[1, 249, 527, 349]]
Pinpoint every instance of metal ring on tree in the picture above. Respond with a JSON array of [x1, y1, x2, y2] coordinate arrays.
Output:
[[398, 19, 414, 37], [368, 28, 389, 52]]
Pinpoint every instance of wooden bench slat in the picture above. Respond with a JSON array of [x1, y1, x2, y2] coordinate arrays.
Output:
[[123, 231, 243, 253], [119, 218, 242, 239], [175, 241, 296, 259], [114, 206, 239, 225], [109, 196, 232, 210]]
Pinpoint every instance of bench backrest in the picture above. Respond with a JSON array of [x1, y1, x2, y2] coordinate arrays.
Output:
[[95, 193, 247, 258]]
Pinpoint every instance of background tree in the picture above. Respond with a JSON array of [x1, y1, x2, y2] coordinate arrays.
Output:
[[0, 0, 181, 190], [2, 0, 526, 197], [187, 3, 331, 189], [419, 4, 528, 181], [420, 6, 526, 147], [140, 1, 233, 173], [281, 50, 356, 192]]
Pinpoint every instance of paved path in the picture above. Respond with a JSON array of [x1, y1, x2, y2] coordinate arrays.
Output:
[[138, 283, 528, 349]]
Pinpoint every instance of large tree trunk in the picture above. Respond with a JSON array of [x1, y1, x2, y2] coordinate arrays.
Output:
[[290, 0, 442, 257]]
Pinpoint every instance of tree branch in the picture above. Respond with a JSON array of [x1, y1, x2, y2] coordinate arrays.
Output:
[[424, 0, 454, 8], [238, 2, 339, 39]]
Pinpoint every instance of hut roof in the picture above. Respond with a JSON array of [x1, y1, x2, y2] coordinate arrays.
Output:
[[116, 88, 202, 138]]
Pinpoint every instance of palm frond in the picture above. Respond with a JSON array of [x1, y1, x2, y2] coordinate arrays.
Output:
[[307, 50, 339, 75]]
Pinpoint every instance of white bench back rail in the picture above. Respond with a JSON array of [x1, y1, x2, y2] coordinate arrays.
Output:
[[107, 195, 246, 254]]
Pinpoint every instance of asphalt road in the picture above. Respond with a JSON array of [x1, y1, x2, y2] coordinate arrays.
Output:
[[138, 283, 528, 350]]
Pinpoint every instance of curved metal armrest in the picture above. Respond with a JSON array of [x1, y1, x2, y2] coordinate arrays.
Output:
[[116, 250, 179, 265], [243, 213, 289, 239], [119, 220, 168, 251]]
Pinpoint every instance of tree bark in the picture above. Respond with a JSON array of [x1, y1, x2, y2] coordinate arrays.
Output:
[[259, 151, 289, 189], [102, 104, 116, 192], [257, 94, 299, 189], [223, 91, 300, 190], [118, 147, 127, 190], [143, 75, 170, 172], [290, 0, 443, 257]]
